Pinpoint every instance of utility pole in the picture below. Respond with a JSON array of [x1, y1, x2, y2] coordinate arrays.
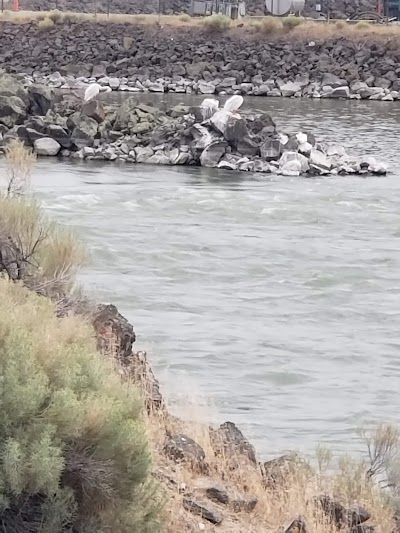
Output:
[[107, 0, 110, 16]]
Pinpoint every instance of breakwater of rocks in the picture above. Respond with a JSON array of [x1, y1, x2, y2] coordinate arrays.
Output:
[[1, 22, 399, 102], [0, 73, 387, 177]]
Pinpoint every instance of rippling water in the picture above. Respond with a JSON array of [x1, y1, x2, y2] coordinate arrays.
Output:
[[7, 98, 400, 458]]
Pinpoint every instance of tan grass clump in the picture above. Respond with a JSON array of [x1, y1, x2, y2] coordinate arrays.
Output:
[[1, 140, 85, 296], [4, 138, 36, 195], [178, 13, 191, 22], [37, 16, 55, 30], [252, 16, 283, 35], [48, 9, 64, 23]]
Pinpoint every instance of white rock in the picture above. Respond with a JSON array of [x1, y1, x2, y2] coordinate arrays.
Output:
[[280, 81, 302, 97], [82, 146, 95, 157], [279, 151, 309, 173], [108, 77, 120, 89], [281, 160, 301, 176], [97, 76, 110, 86], [309, 149, 331, 170], [198, 80, 215, 94], [218, 160, 238, 170], [134, 146, 154, 163], [330, 86, 350, 99], [34, 138, 61, 156]]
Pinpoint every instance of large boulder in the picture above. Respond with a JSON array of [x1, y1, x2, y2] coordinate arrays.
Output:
[[210, 110, 248, 144], [34, 137, 61, 156], [280, 81, 302, 97], [68, 113, 98, 149], [47, 124, 71, 148], [190, 123, 221, 160], [260, 138, 282, 161], [0, 96, 27, 128], [113, 97, 139, 131], [81, 99, 106, 123], [200, 141, 227, 167], [0, 74, 28, 104], [28, 84, 52, 116]]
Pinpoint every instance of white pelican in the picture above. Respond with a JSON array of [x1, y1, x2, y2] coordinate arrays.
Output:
[[84, 83, 112, 102], [223, 95, 243, 113]]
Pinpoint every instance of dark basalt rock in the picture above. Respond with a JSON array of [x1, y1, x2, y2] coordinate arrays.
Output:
[[210, 421, 257, 465], [163, 432, 206, 469]]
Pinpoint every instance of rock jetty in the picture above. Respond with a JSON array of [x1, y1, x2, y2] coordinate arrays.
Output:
[[0, 74, 387, 177], [0, 22, 399, 102]]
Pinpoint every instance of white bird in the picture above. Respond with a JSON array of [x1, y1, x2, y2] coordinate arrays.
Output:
[[84, 83, 112, 102], [223, 95, 243, 113], [200, 98, 219, 120], [296, 132, 308, 145], [278, 132, 289, 145], [201, 98, 219, 110]]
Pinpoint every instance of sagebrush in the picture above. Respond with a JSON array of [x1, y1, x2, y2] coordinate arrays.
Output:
[[0, 279, 163, 532]]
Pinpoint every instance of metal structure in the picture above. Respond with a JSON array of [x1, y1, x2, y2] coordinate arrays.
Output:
[[348, 0, 399, 20], [190, 0, 246, 19], [264, 0, 304, 16]]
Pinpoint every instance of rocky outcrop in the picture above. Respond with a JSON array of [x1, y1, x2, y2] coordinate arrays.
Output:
[[0, 84, 388, 176], [1, 22, 400, 103], [92, 304, 164, 411]]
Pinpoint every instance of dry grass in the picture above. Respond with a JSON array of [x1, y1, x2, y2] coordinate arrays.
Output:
[[142, 403, 396, 532], [202, 14, 232, 32], [4, 138, 36, 195], [37, 16, 55, 30], [0, 140, 86, 296], [251, 16, 283, 35], [281, 15, 305, 30]]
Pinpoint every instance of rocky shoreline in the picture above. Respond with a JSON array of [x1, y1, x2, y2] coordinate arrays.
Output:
[[0, 74, 387, 177], [92, 304, 391, 532], [1, 21, 400, 103], [22, 69, 400, 102]]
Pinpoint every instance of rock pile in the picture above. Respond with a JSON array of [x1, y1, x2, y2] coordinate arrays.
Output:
[[23, 70, 400, 102], [0, 74, 388, 177], [1, 22, 400, 102], [18, 0, 377, 18]]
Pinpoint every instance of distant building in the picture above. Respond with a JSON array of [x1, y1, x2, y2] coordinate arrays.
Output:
[[190, 0, 246, 19]]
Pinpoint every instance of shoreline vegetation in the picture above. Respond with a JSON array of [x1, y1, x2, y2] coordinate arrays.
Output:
[[0, 140, 399, 532]]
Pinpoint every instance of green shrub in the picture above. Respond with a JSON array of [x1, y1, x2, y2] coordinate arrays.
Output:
[[38, 17, 55, 30], [335, 20, 346, 29], [281, 15, 304, 30], [0, 278, 162, 532], [203, 13, 231, 31]]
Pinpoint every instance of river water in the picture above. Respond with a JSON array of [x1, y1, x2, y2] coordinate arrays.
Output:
[[16, 97, 400, 458]]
